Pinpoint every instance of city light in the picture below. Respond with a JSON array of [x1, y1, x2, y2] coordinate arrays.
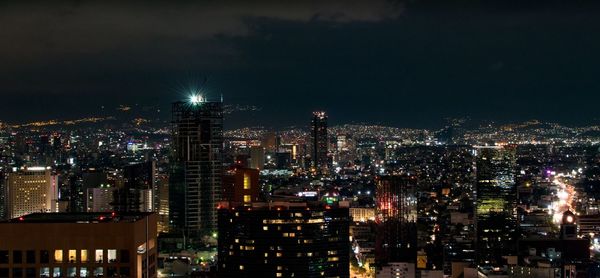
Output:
[[190, 94, 203, 105]]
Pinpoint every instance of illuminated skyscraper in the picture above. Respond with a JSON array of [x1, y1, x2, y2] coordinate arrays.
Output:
[[170, 96, 223, 241], [475, 146, 517, 266], [6, 167, 58, 219], [311, 111, 329, 174], [375, 175, 418, 264]]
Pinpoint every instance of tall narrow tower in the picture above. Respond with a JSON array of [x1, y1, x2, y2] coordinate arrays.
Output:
[[311, 111, 328, 174], [170, 95, 223, 241], [475, 146, 517, 266]]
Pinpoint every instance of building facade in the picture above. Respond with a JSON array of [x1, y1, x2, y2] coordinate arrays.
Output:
[[0, 212, 157, 278], [475, 146, 518, 266], [218, 201, 350, 277], [375, 175, 418, 264], [5, 167, 58, 219], [311, 111, 329, 174], [170, 98, 224, 239]]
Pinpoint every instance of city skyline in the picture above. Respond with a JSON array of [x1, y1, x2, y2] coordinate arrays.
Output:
[[3, 1, 600, 277]]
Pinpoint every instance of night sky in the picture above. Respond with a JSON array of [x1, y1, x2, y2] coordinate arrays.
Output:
[[2, 0, 600, 128]]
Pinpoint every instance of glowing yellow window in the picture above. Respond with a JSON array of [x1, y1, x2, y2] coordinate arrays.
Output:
[[68, 250, 76, 263], [54, 250, 63, 263], [243, 174, 251, 189], [244, 195, 251, 203], [80, 250, 88, 263]]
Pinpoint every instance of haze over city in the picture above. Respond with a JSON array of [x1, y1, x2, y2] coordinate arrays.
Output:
[[2, 1, 600, 127]]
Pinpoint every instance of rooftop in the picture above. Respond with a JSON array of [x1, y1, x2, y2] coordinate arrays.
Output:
[[0, 212, 153, 224]]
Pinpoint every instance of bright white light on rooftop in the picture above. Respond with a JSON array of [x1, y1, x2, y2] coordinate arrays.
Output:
[[190, 94, 203, 105]]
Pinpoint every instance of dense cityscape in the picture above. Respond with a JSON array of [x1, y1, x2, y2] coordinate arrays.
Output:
[[1, 96, 600, 277], [3, 1, 600, 277]]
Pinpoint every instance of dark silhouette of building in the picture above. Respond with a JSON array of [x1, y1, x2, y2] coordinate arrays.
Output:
[[217, 201, 350, 277], [113, 161, 156, 212], [170, 97, 224, 241], [517, 211, 590, 277], [375, 175, 418, 264], [475, 146, 518, 266], [311, 111, 328, 174]]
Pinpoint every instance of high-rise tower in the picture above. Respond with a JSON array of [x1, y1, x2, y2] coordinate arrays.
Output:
[[475, 146, 517, 266], [375, 175, 418, 264], [311, 111, 328, 174], [6, 166, 58, 219], [170, 95, 223, 241]]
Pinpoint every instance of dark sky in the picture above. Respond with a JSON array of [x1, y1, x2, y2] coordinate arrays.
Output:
[[2, 0, 600, 128]]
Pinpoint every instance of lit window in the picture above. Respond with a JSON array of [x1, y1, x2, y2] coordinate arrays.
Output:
[[244, 195, 251, 203], [239, 265, 244, 270], [276, 273, 283, 277], [54, 250, 63, 263], [80, 267, 88, 277], [40, 267, 50, 277], [53, 267, 61, 277], [80, 250, 88, 263], [95, 250, 103, 263], [108, 250, 117, 263], [67, 267, 76, 277], [243, 174, 251, 189], [263, 226, 268, 231], [68, 250, 76, 263], [276, 253, 282, 257], [93, 267, 103, 277]]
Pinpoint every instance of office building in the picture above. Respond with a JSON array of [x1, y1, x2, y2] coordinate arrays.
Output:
[[475, 146, 518, 266], [217, 201, 350, 277], [311, 111, 329, 174], [0, 212, 157, 278], [156, 174, 169, 234], [86, 186, 116, 212], [113, 161, 155, 212], [222, 166, 260, 206], [375, 175, 418, 264], [170, 96, 224, 239], [6, 167, 58, 219], [249, 146, 265, 170]]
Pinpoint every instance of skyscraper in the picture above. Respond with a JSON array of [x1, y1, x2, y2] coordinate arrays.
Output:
[[311, 111, 328, 174], [249, 146, 265, 170], [475, 146, 517, 266], [170, 96, 223, 241], [113, 161, 155, 212], [5, 166, 58, 219], [375, 175, 418, 264]]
